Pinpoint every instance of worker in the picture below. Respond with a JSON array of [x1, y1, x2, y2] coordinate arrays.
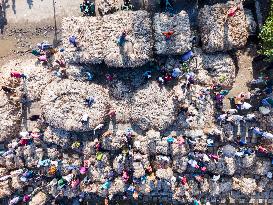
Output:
[[162, 30, 175, 40]]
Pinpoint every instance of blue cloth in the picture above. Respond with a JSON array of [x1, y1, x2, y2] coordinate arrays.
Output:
[[181, 51, 193, 62], [38, 159, 51, 167], [239, 140, 247, 146], [167, 137, 174, 143], [69, 36, 77, 47], [102, 181, 111, 189], [85, 72, 93, 81]]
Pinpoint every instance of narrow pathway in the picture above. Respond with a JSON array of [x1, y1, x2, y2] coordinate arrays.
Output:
[[223, 45, 257, 110]]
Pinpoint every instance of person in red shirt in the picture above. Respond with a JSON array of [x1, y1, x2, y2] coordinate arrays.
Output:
[[162, 30, 175, 40], [10, 71, 27, 79]]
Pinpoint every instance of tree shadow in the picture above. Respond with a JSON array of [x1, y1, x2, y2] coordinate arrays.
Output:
[[0, 0, 8, 34]]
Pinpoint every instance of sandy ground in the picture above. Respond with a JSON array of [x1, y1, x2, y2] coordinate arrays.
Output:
[[4, 0, 82, 24], [0, 0, 82, 65]]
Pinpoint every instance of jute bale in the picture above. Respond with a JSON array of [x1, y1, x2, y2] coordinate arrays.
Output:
[[156, 168, 173, 181], [207, 157, 236, 176], [0, 59, 55, 101], [172, 156, 188, 174], [0, 90, 21, 142], [96, 0, 119, 15], [62, 17, 104, 64], [133, 161, 145, 178], [209, 179, 232, 196], [29, 191, 47, 205], [0, 180, 12, 198], [198, 3, 248, 53], [145, 129, 161, 155], [172, 142, 189, 157], [43, 126, 75, 147], [252, 158, 271, 176], [41, 79, 109, 131], [133, 135, 149, 154], [131, 81, 178, 131], [236, 154, 255, 168], [232, 177, 257, 196], [103, 10, 153, 68], [109, 99, 131, 123], [108, 177, 126, 197], [100, 130, 127, 151], [189, 49, 236, 87], [154, 11, 192, 55]]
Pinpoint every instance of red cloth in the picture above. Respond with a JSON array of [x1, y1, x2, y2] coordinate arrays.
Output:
[[19, 138, 28, 146], [162, 31, 175, 38], [258, 146, 267, 153], [181, 176, 187, 185], [11, 71, 22, 78], [164, 74, 172, 82], [228, 7, 238, 17]]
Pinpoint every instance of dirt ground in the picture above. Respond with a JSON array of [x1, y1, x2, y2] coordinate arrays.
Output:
[[0, 0, 82, 66]]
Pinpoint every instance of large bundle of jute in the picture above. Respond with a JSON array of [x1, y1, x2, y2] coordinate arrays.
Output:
[[232, 177, 257, 196], [40, 79, 109, 131], [29, 192, 48, 205], [154, 11, 192, 55], [96, 0, 119, 15], [189, 49, 236, 87], [198, 3, 249, 53], [43, 126, 77, 147], [103, 10, 153, 68], [62, 16, 104, 64], [62, 11, 153, 68], [0, 59, 55, 102], [131, 81, 178, 131], [0, 90, 21, 142], [100, 130, 127, 151]]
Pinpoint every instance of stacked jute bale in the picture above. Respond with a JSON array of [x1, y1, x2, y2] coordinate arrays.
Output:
[[40, 79, 109, 132], [133, 135, 150, 154], [189, 49, 236, 87], [108, 177, 126, 199], [29, 192, 48, 205], [62, 16, 104, 64], [96, 0, 119, 16], [0, 90, 21, 142], [198, 3, 249, 53], [209, 179, 232, 196], [232, 177, 257, 196], [62, 11, 153, 68], [154, 11, 192, 55], [207, 157, 236, 176], [43, 126, 76, 147], [0, 180, 12, 198], [0, 59, 56, 102], [100, 130, 127, 151], [103, 10, 153, 67], [131, 81, 178, 131]]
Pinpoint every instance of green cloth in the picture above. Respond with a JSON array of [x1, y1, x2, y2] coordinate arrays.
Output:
[[31, 49, 40, 56], [96, 152, 103, 161], [58, 178, 66, 188], [220, 90, 229, 96], [267, 98, 273, 106]]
